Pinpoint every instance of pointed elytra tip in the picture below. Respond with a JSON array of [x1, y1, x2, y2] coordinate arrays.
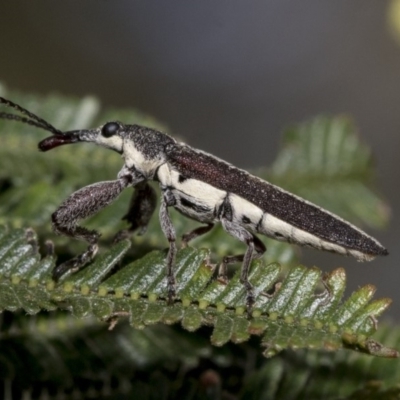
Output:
[[381, 248, 389, 256]]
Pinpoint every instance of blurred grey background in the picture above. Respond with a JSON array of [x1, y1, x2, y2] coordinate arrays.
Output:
[[0, 1, 399, 319]]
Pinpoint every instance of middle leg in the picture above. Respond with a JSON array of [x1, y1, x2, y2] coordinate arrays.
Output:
[[114, 181, 157, 242]]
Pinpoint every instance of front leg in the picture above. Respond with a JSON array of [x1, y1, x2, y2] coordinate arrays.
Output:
[[52, 173, 143, 281], [159, 188, 177, 303]]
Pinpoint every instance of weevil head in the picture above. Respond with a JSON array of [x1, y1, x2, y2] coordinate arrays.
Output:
[[38, 121, 127, 153], [0, 97, 173, 167], [38, 122, 176, 177]]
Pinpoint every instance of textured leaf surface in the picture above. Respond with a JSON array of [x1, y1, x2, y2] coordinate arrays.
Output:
[[0, 225, 395, 361]]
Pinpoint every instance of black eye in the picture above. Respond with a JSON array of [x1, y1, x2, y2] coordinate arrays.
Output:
[[102, 122, 119, 138]]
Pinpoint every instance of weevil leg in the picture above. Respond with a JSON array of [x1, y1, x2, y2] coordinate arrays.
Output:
[[113, 181, 157, 243], [159, 188, 177, 303], [220, 218, 266, 314], [181, 223, 214, 248], [52, 174, 142, 281]]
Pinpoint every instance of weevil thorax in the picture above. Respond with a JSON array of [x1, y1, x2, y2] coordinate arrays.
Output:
[[120, 124, 176, 178]]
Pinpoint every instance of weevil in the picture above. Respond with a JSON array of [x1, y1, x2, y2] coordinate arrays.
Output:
[[0, 97, 388, 310]]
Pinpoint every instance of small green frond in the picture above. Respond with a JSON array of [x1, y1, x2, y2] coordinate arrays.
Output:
[[269, 116, 390, 229], [0, 225, 396, 360]]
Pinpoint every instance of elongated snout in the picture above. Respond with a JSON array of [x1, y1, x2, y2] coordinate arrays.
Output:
[[38, 132, 79, 151], [38, 129, 98, 151]]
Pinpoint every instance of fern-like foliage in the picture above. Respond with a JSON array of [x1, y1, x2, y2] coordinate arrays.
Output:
[[0, 83, 397, 399], [0, 224, 396, 361]]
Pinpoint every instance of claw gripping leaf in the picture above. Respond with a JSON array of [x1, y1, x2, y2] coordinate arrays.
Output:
[[0, 225, 396, 359]]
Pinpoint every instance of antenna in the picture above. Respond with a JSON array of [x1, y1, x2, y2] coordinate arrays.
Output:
[[0, 97, 62, 135]]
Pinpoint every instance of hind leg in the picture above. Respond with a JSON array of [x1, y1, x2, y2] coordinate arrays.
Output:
[[159, 188, 178, 303], [220, 219, 266, 312], [181, 223, 214, 247]]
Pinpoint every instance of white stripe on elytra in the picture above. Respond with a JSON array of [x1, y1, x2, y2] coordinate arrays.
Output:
[[158, 165, 226, 211], [184, 146, 384, 250], [157, 152, 381, 260], [229, 193, 264, 226], [259, 212, 374, 261]]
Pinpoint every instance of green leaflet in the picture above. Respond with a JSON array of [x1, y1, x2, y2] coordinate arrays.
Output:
[[0, 225, 395, 359]]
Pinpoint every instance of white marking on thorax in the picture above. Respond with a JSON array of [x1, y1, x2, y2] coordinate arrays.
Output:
[[123, 140, 164, 178], [157, 163, 172, 186], [97, 135, 124, 152]]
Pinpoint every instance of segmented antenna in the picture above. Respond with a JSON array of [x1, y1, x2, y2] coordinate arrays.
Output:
[[0, 97, 62, 135]]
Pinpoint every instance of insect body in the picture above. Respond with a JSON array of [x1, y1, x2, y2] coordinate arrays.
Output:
[[0, 97, 388, 310]]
